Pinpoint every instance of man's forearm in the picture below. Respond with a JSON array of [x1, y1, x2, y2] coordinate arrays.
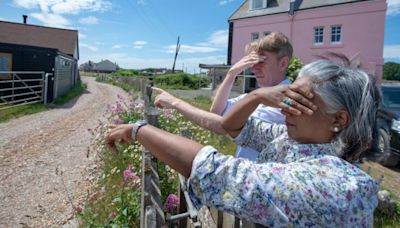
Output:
[[221, 92, 260, 137], [209, 72, 236, 115], [173, 99, 227, 134]]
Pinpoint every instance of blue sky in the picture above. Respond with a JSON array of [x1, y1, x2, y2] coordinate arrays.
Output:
[[1, 0, 399, 73]]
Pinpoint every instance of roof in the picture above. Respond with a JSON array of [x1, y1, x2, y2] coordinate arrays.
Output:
[[0, 20, 78, 57], [199, 64, 231, 69], [94, 59, 119, 71], [229, 0, 370, 21]]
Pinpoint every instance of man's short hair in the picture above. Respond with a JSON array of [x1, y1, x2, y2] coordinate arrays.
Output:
[[254, 32, 293, 60]]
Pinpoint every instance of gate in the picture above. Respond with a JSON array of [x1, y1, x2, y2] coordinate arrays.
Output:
[[0, 71, 50, 110]]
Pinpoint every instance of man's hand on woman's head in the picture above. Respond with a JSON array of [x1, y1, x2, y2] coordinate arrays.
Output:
[[105, 124, 133, 153]]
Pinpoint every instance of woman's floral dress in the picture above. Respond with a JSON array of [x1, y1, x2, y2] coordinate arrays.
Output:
[[187, 117, 378, 227]]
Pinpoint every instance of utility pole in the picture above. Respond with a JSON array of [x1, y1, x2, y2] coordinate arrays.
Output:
[[172, 36, 180, 73]]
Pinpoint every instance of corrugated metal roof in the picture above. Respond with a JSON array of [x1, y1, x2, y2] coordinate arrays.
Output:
[[229, 0, 369, 20], [0, 20, 78, 57]]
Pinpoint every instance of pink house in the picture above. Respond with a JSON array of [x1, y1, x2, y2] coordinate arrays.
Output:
[[228, 0, 387, 91]]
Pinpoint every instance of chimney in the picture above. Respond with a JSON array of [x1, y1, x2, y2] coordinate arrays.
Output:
[[23, 15, 28, 24]]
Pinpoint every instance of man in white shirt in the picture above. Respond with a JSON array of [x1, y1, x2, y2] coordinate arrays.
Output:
[[153, 32, 293, 160]]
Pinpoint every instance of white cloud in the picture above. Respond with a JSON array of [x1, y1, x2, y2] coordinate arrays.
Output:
[[205, 30, 228, 47], [387, 0, 400, 15], [13, 0, 111, 30], [219, 0, 235, 6], [112, 44, 122, 49], [164, 44, 222, 53], [384, 45, 400, 58], [95, 41, 105, 45], [79, 32, 87, 39], [79, 16, 98, 25], [13, 0, 112, 15], [30, 12, 70, 28], [164, 30, 227, 54], [133, 41, 147, 45], [80, 42, 98, 51], [133, 40, 148, 49]]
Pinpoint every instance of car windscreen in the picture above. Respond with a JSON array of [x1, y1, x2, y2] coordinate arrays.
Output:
[[382, 87, 400, 109]]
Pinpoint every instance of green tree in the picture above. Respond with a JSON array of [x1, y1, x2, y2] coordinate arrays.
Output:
[[287, 56, 304, 82], [383, 62, 400, 81]]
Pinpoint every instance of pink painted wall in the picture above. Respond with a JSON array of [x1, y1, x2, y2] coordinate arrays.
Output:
[[230, 0, 386, 82]]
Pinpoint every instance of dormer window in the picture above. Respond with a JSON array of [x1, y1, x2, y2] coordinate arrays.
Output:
[[250, 0, 278, 10], [250, 0, 267, 10]]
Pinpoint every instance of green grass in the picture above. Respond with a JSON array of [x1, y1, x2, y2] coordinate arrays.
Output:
[[53, 80, 87, 105], [374, 202, 400, 227], [0, 103, 48, 123]]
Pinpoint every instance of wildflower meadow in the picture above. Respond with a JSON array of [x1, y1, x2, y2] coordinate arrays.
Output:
[[80, 84, 235, 227]]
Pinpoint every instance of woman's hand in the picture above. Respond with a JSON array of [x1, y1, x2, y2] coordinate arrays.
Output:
[[105, 124, 133, 153], [252, 84, 317, 116], [152, 87, 180, 109]]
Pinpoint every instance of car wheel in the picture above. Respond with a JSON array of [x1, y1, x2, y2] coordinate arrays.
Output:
[[376, 128, 399, 167]]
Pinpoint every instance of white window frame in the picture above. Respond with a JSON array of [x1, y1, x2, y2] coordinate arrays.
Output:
[[313, 26, 324, 45], [331, 25, 342, 44], [250, 0, 267, 10], [251, 32, 260, 41]]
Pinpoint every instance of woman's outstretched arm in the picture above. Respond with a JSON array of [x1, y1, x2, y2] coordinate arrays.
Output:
[[105, 124, 204, 178]]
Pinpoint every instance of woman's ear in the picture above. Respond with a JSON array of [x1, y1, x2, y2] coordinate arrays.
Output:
[[331, 110, 349, 132]]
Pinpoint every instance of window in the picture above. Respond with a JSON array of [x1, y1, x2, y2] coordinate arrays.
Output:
[[250, 0, 267, 10], [264, 31, 271, 36], [314, 27, 324, 45], [331, 25, 342, 43], [251, 32, 259, 41]]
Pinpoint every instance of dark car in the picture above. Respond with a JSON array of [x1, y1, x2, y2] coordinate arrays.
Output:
[[374, 83, 400, 167]]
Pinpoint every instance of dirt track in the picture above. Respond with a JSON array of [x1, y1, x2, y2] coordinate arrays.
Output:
[[0, 77, 127, 227]]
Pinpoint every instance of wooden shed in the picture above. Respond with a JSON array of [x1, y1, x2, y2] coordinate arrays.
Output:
[[0, 18, 79, 103]]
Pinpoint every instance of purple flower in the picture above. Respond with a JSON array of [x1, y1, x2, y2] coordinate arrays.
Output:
[[111, 117, 124, 124], [164, 194, 179, 213], [110, 211, 117, 218], [123, 165, 139, 182]]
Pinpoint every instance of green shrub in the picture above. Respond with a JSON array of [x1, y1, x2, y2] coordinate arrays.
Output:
[[154, 73, 210, 90], [115, 69, 139, 77], [287, 56, 304, 82], [383, 62, 400, 81]]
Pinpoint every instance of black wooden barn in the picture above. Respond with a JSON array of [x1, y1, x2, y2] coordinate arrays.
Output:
[[0, 18, 79, 104]]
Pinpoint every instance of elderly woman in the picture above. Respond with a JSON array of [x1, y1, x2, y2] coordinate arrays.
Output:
[[105, 60, 379, 227]]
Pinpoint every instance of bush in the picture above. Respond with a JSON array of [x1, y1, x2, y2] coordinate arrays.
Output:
[[287, 56, 304, 82], [115, 69, 139, 77], [383, 62, 400, 81], [154, 73, 210, 90]]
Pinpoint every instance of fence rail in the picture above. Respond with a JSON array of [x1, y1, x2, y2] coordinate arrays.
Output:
[[0, 71, 50, 110]]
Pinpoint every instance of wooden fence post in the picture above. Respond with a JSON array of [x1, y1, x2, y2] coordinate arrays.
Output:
[[139, 79, 165, 228]]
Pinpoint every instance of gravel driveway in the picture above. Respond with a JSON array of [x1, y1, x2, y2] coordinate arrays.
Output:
[[0, 77, 128, 227]]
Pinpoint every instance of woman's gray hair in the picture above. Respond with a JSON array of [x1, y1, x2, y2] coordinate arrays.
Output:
[[298, 60, 380, 162]]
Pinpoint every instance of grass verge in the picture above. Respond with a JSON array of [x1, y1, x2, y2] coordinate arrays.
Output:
[[0, 103, 48, 123], [53, 80, 87, 105]]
